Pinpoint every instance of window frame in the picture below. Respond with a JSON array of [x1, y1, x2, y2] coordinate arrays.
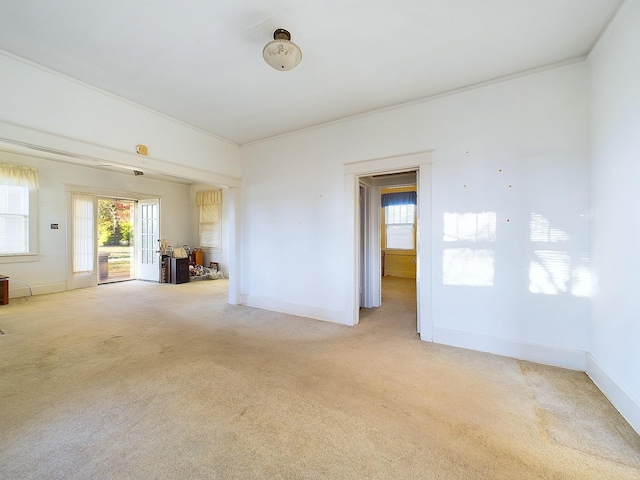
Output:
[[199, 202, 222, 250], [0, 185, 39, 263], [383, 203, 416, 250]]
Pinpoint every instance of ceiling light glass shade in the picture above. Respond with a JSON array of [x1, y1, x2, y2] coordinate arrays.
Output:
[[263, 29, 302, 71]]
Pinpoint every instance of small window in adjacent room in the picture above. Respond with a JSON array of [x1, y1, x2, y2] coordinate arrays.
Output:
[[196, 189, 222, 250], [200, 203, 221, 249], [0, 164, 39, 257], [385, 204, 416, 249], [72, 192, 95, 272]]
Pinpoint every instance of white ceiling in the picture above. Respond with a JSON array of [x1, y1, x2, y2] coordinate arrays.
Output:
[[0, 0, 623, 145]]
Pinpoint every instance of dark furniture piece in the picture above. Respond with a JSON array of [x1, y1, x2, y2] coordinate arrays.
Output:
[[0, 275, 8, 305], [170, 258, 189, 284], [160, 255, 169, 283]]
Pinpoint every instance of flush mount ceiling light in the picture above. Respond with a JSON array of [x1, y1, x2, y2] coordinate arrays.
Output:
[[262, 29, 302, 71]]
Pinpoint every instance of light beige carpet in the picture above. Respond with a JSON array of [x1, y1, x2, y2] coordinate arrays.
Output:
[[0, 277, 638, 479]]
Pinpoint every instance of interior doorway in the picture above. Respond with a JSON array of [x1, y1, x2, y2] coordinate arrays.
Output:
[[98, 197, 136, 284], [359, 171, 419, 333], [345, 150, 432, 339]]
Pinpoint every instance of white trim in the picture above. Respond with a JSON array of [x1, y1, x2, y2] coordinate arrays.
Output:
[[417, 164, 432, 340], [0, 122, 241, 188], [64, 183, 162, 200], [432, 327, 587, 371], [240, 294, 346, 325], [345, 173, 359, 326], [586, 353, 640, 436], [227, 187, 241, 305], [9, 281, 66, 298], [0, 48, 238, 147], [345, 151, 433, 175], [243, 59, 586, 146], [0, 46, 589, 148], [345, 151, 432, 333], [586, 0, 631, 61], [0, 253, 39, 264]]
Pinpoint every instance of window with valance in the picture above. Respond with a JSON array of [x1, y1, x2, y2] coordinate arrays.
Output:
[[381, 190, 416, 250], [196, 189, 222, 249]]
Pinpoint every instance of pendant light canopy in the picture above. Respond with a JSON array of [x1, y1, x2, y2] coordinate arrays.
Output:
[[263, 29, 302, 71]]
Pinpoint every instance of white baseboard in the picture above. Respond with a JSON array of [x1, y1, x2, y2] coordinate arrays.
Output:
[[432, 327, 587, 371], [586, 353, 640, 436], [9, 282, 67, 298], [240, 294, 347, 325]]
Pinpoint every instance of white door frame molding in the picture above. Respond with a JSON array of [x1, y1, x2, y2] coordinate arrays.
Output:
[[344, 151, 433, 340], [227, 186, 241, 305]]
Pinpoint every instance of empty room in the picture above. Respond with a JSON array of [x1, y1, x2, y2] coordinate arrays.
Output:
[[1, 1, 639, 478]]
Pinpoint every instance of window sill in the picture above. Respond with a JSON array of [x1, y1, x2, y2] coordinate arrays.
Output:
[[0, 253, 40, 264], [383, 249, 416, 256]]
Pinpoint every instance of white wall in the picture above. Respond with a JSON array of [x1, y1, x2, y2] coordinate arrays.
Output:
[[240, 136, 348, 322], [0, 150, 193, 296], [587, 0, 640, 435], [241, 62, 590, 366]]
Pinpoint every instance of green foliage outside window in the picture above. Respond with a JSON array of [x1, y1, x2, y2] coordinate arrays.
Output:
[[98, 200, 133, 246]]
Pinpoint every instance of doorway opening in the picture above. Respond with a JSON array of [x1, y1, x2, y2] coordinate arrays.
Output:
[[345, 150, 432, 339], [98, 197, 136, 284], [359, 171, 419, 334]]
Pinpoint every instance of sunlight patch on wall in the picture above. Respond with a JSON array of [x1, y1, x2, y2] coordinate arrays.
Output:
[[444, 212, 496, 242], [529, 250, 571, 294], [571, 256, 594, 298], [528, 213, 592, 297], [443, 248, 495, 286], [443, 212, 496, 286], [530, 213, 570, 242]]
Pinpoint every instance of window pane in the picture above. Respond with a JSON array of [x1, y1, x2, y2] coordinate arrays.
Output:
[[200, 204, 221, 248], [73, 193, 94, 272], [201, 204, 220, 223], [385, 204, 415, 249], [0, 185, 29, 254], [0, 185, 28, 214], [385, 204, 415, 225], [0, 216, 28, 253], [200, 222, 221, 248], [386, 225, 414, 249]]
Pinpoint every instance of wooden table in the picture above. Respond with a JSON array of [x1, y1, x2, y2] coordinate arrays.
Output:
[[0, 275, 8, 305]]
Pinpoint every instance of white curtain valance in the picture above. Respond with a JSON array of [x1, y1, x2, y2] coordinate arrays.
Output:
[[196, 189, 222, 206], [0, 163, 39, 189]]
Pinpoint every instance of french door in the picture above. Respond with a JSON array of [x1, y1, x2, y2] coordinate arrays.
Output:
[[138, 199, 160, 281]]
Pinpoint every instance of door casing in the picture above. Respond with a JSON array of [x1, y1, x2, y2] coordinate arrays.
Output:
[[345, 151, 433, 340]]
